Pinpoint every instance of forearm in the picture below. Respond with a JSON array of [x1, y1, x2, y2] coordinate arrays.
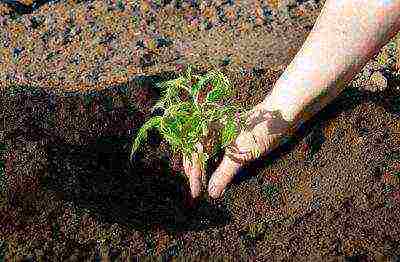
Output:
[[264, 0, 400, 130]]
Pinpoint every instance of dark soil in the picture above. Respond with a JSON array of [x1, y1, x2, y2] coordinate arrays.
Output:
[[1, 0, 400, 261]]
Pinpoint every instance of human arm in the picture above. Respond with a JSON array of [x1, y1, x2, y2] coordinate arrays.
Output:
[[265, 0, 400, 126], [185, 0, 400, 200]]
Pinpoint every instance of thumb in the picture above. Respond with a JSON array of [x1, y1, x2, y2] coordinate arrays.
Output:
[[208, 127, 259, 199]]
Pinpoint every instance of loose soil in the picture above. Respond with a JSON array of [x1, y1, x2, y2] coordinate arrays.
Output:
[[1, 0, 400, 261]]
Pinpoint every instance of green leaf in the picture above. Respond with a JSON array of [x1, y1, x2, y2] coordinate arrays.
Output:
[[156, 77, 183, 91], [206, 71, 232, 103], [220, 115, 238, 148], [191, 71, 215, 98], [159, 114, 190, 154], [185, 114, 203, 144], [164, 101, 193, 118], [201, 121, 208, 137], [204, 107, 219, 122], [129, 64, 245, 175], [188, 67, 233, 105], [156, 76, 191, 108], [168, 115, 184, 134], [161, 125, 182, 153], [130, 116, 163, 160], [206, 88, 225, 103]]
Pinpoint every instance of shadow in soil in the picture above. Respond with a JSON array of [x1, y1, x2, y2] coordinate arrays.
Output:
[[3, 66, 399, 235], [41, 138, 231, 234], [2, 69, 231, 235], [1, 0, 63, 15], [229, 67, 400, 186]]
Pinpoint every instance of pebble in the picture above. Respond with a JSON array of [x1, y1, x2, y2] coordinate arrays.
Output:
[[367, 71, 387, 92], [156, 37, 173, 48], [220, 56, 231, 66], [262, 6, 274, 22], [0, 0, 316, 91], [30, 14, 44, 29], [309, 197, 321, 211], [13, 47, 23, 58], [116, 0, 125, 12]]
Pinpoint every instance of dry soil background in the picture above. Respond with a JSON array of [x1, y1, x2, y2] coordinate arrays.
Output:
[[1, 0, 400, 261]]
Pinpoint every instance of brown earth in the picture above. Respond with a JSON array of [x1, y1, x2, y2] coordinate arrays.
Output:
[[1, 0, 400, 261], [0, 0, 319, 93]]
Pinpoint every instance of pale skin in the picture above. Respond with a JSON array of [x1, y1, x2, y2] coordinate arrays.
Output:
[[184, 0, 400, 200]]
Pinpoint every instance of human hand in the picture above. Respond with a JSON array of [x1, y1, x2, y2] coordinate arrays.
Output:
[[182, 100, 291, 200]]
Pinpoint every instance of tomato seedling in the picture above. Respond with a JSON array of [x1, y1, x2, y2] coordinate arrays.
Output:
[[129, 64, 248, 184]]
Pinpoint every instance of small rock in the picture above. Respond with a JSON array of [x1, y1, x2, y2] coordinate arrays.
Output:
[[367, 71, 387, 92], [19, 0, 34, 6], [156, 37, 173, 48], [30, 16, 43, 29], [12, 47, 23, 58], [309, 198, 321, 211]]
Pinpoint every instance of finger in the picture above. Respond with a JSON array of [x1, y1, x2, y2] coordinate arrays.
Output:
[[190, 152, 203, 199], [208, 155, 241, 199], [183, 153, 202, 199], [188, 167, 202, 199]]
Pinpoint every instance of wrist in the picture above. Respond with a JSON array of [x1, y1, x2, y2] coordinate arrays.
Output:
[[260, 85, 314, 137], [256, 93, 295, 138], [261, 90, 295, 123]]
